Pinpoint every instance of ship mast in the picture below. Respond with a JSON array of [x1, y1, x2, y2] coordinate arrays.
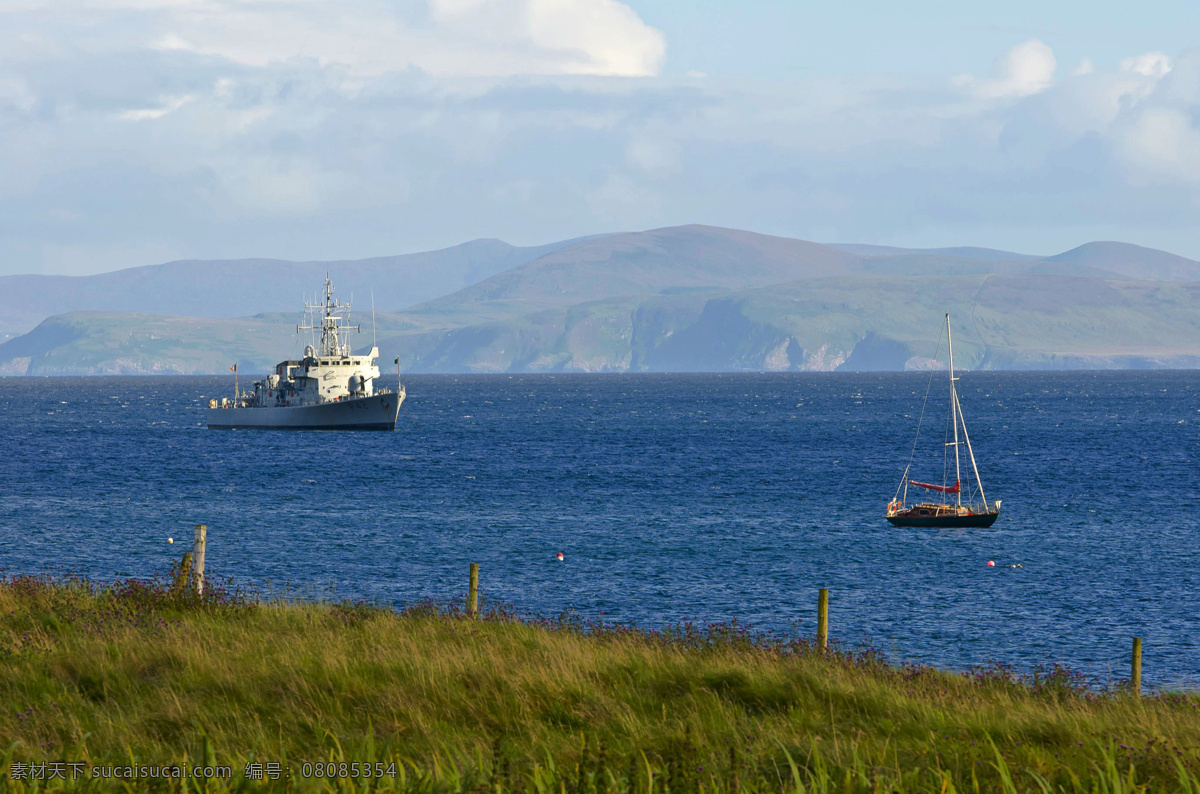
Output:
[[946, 313, 962, 508], [297, 276, 359, 357]]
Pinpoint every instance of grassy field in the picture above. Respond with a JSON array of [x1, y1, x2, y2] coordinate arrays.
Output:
[[2, 570, 1199, 792]]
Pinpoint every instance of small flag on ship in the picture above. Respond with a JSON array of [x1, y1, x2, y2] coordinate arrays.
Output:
[[230, 363, 237, 372]]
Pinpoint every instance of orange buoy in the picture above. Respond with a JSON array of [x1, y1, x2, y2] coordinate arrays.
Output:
[[986, 560, 995, 567]]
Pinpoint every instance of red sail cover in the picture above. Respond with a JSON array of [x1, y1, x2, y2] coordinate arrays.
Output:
[[910, 479, 960, 493]]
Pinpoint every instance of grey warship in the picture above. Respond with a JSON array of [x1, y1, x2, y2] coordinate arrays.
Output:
[[207, 277, 404, 430]]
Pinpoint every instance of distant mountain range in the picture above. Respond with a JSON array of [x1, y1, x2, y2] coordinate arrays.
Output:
[[3, 225, 1199, 375], [0, 237, 582, 341]]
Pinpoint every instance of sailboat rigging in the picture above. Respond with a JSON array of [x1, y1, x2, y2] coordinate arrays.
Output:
[[885, 313, 1001, 528]]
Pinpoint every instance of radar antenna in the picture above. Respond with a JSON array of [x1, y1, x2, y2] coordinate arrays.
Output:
[[297, 275, 360, 357]]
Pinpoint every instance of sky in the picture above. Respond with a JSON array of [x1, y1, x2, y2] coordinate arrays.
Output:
[[1, 0, 1199, 276]]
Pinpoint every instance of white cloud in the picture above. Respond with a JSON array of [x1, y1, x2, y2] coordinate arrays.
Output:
[[524, 0, 665, 76], [424, 0, 666, 76], [968, 39, 1057, 98], [3, 0, 666, 78], [3, 28, 1200, 275], [152, 32, 192, 52], [1120, 51, 1171, 78], [1116, 106, 1200, 184], [118, 92, 193, 121], [1072, 58, 1094, 77], [427, 0, 665, 76]]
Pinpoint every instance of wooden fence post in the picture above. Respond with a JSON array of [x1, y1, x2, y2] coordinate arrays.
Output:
[[468, 563, 479, 619], [193, 524, 207, 596], [173, 552, 192, 593], [817, 588, 829, 651], [1131, 637, 1142, 696]]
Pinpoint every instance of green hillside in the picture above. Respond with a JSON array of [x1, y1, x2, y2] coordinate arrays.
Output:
[[3, 227, 1200, 375], [383, 274, 1200, 374], [0, 313, 294, 376]]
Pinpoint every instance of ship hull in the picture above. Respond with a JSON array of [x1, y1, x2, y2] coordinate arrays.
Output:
[[207, 392, 402, 431], [886, 511, 1000, 528]]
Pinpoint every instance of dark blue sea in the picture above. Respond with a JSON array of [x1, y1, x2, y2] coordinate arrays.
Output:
[[1, 372, 1197, 688]]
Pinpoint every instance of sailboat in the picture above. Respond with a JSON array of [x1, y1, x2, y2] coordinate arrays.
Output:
[[886, 313, 1001, 528]]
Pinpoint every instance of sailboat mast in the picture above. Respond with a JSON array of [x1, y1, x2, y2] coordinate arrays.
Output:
[[954, 389, 988, 507], [946, 313, 962, 508]]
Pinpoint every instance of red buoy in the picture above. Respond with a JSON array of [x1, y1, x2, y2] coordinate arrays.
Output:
[[987, 560, 995, 567]]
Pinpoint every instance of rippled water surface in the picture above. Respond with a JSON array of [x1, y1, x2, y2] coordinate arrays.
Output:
[[1, 372, 1197, 686]]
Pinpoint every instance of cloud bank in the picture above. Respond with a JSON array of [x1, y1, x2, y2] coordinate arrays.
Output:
[[959, 39, 1058, 98], [0, 6, 1198, 275]]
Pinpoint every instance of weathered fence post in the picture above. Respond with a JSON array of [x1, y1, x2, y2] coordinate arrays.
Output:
[[1131, 637, 1142, 696], [817, 588, 829, 651], [173, 552, 192, 594], [193, 524, 207, 596], [468, 563, 479, 619]]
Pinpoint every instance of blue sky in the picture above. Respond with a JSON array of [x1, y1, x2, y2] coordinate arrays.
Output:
[[1, 0, 1198, 275]]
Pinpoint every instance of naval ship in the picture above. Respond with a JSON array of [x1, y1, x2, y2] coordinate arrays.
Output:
[[207, 277, 404, 430]]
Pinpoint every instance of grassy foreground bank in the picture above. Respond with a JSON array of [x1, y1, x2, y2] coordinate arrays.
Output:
[[2, 572, 1200, 792]]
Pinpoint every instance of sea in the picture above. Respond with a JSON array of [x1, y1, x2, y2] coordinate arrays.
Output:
[[0, 371, 1197, 688]]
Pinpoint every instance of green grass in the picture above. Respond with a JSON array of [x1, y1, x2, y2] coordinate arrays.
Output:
[[2, 571, 1200, 792]]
